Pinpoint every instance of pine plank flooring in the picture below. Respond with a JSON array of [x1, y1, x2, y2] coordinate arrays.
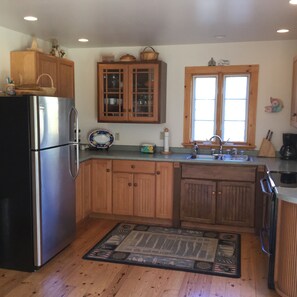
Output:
[[0, 218, 280, 297]]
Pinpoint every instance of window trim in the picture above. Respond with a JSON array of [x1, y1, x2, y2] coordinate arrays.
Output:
[[183, 65, 259, 149]]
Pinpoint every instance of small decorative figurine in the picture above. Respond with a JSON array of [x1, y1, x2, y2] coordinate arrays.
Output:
[[265, 97, 283, 113], [208, 57, 216, 66]]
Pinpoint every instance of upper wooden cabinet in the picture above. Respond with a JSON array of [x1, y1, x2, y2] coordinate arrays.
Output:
[[10, 51, 75, 99], [97, 61, 167, 123], [291, 56, 297, 127]]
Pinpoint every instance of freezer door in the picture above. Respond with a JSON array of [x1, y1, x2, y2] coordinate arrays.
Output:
[[32, 145, 76, 267], [30, 96, 78, 149]]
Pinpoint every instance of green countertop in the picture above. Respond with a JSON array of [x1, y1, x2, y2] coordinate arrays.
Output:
[[79, 148, 297, 204]]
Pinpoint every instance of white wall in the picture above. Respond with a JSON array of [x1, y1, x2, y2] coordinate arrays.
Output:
[[0, 27, 51, 89], [0, 24, 296, 152], [69, 40, 297, 151]]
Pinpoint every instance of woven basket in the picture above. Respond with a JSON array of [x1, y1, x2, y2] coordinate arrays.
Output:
[[140, 46, 159, 61], [15, 73, 56, 96], [36, 73, 56, 95]]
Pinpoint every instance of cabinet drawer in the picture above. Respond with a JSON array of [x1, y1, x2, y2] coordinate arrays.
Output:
[[113, 160, 155, 173], [182, 164, 256, 182]]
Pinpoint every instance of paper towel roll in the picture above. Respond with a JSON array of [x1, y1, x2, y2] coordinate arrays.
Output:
[[164, 128, 169, 152]]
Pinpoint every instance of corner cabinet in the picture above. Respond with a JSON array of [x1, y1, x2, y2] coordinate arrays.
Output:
[[10, 50, 75, 99], [97, 61, 167, 123], [291, 56, 297, 127]]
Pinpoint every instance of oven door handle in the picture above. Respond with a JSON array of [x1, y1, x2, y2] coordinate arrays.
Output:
[[260, 228, 271, 256], [260, 177, 273, 195]]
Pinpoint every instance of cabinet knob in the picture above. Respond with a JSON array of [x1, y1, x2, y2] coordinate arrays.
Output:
[[212, 191, 216, 195], [134, 183, 138, 187], [131, 165, 135, 169], [106, 169, 110, 172], [217, 191, 222, 195], [128, 182, 132, 187], [293, 113, 297, 117], [156, 171, 161, 175]]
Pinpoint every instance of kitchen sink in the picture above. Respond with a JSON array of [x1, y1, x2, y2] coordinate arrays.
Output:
[[186, 154, 216, 160], [186, 154, 251, 162]]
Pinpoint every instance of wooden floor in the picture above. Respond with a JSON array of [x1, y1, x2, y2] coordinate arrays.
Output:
[[0, 218, 280, 297]]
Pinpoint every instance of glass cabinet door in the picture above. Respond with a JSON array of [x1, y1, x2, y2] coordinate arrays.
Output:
[[129, 64, 159, 122], [98, 65, 128, 121]]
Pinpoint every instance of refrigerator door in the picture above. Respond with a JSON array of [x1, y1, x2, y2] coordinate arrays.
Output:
[[32, 144, 76, 267], [30, 96, 77, 150], [0, 96, 35, 271]]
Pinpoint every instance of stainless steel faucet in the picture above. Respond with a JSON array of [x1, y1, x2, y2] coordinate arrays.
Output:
[[209, 135, 223, 154], [191, 142, 199, 158]]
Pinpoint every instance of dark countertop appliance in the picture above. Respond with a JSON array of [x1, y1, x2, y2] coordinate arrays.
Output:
[[0, 95, 79, 271], [279, 133, 297, 160]]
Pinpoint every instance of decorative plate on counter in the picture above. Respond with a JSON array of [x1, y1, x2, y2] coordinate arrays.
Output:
[[88, 129, 114, 149]]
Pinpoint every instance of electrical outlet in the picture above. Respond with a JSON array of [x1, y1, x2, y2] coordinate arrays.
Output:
[[160, 131, 164, 139], [115, 132, 120, 140]]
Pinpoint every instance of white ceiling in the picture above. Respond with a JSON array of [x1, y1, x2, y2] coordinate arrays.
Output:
[[0, 0, 296, 48]]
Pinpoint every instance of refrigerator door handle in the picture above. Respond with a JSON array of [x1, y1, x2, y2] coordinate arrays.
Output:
[[70, 106, 79, 143], [74, 143, 80, 179], [69, 144, 79, 179]]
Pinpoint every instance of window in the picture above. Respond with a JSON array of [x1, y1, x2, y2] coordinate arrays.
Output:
[[183, 65, 259, 149]]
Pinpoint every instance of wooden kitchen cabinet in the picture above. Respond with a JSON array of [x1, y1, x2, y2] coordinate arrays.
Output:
[[216, 181, 255, 227], [112, 160, 156, 217], [155, 162, 174, 219], [274, 199, 297, 297], [10, 50, 75, 99], [91, 159, 112, 214], [181, 164, 257, 230], [75, 160, 92, 223], [97, 61, 166, 123], [291, 56, 297, 127], [181, 179, 216, 224]]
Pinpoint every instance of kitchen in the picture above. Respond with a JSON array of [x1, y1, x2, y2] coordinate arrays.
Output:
[[0, 0, 297, 296]]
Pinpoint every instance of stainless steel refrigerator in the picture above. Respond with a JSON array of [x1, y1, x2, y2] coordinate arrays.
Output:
[[0, 95, 79, 271]]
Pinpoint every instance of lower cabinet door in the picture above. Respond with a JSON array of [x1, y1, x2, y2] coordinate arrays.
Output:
[[91, 159, 112, 214], [180, 179, 216, 224], [133, 173, 156, 218], [112, 172, 134, 215], [216, 181, 255, 227], [75, 160, 92, 223]]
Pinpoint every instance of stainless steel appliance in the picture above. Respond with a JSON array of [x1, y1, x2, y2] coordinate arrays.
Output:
[[260, 171, 297, 289], [0, 95, 79, 271]]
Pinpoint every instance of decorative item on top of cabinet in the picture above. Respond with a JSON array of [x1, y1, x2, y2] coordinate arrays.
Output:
[[291, 56, 297, 127], [97, 61, 167, 123], [10, 50, 75, 99]]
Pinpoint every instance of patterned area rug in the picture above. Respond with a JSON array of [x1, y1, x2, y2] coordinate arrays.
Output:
[[83, 223, 241, 278]]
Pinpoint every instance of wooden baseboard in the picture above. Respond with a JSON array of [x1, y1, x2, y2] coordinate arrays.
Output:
[[89, 213, 173, 227], [181, 221, 255, 233]]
